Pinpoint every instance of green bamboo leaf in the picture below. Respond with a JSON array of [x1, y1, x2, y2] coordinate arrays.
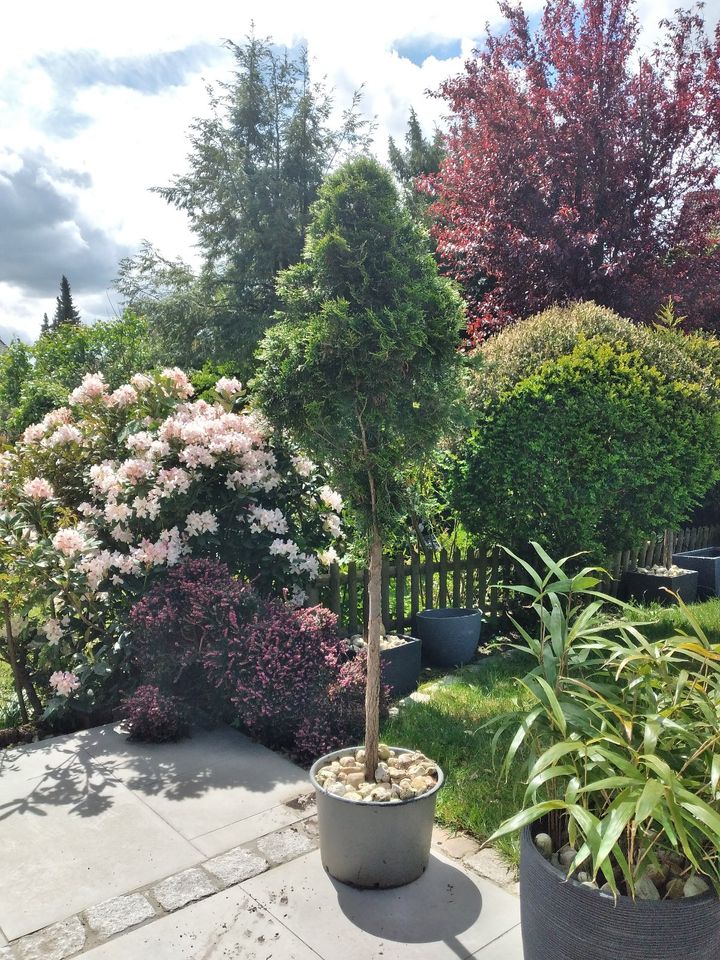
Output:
[[635, 780, 664, 821], [524, 764, 577, 802], [487, 800, 567, 841], [712, 755, 720, 797], [534, 675, 567, 736], [528, 741, 582, 779], [498, 545, 543, 589]]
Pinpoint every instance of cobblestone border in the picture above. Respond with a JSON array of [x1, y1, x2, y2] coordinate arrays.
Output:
[[2, 797, 518, 959]]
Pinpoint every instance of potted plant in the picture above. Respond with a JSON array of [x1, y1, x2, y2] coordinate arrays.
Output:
[[623, 529, 698, 604], [672, 542, 720, 598], [415, 606, 482, 667], [256, 156, 464, 887], [486, 543, 720, 960], [347, 632, 422, 699]]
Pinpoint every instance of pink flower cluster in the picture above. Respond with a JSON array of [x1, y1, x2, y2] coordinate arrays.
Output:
[[49, 671, 81, 697], [23, 477, 54, 500], [52, 527, 88, 556]]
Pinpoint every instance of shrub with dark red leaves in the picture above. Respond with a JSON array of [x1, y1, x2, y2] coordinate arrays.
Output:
[[127, 558, 387, 762], [128, 558, 257, 714], [122, 685, 190, 743]]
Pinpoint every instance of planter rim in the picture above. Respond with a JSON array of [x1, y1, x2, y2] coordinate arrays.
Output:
[[310, 745, 444, 808], [521, 826, 717, 908], [416, 607, 482, 620]]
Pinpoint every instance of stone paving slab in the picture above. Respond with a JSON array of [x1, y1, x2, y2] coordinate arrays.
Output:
[[75, 724, 309, 841], [242, 848, 521, 960], [191, 800, 312, 857], [0, 759, 203, 940], [76, 886, 320, 959], [472, 926, 524, 957]]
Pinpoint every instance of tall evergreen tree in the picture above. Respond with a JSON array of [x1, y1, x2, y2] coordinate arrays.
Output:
[[40, 313, 50, 336], [52, 276, 81, 330], [118, 31, 373, 373], [388, 108, 444, 217]]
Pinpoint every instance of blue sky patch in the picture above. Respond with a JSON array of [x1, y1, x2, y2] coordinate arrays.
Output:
[[393, 35, 462, 66]]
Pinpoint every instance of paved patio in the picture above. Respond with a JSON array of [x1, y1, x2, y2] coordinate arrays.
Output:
[[0, 723, 522, 959]]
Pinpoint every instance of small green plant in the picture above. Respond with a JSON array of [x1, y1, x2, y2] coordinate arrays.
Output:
[[488, 543, 720, 898]]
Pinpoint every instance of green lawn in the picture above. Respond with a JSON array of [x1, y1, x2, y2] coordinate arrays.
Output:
[[381, 651, 531, 864], [380, 596, 720, 865]]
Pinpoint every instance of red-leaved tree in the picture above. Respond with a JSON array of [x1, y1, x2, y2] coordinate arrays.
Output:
[[424, 0, 720, 341]]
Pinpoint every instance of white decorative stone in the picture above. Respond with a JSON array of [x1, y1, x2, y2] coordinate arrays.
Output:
[[152, 867, 217, 912], [204, 846, 268, 888], [256, 828, 316, 864], [85, 892, 154, 939], [15, 917, 85, 960]]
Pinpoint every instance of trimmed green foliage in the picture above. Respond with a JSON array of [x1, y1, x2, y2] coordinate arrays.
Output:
[[255, 156, 465, 531], [452, 303, 720, 561]]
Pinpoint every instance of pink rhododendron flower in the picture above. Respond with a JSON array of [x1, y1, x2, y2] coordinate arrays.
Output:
[[49, 671, 81, 697], [161, 367, 194, 399], [46, 424, 82, 447], [291, 454, 315, 477], [23, 477, 54, 500], [185, 511, 218, 537], [131, 373, 153, 391], [52, 528, 87, 555], [41, 619, 63, 645], [319, 485, 343, 512], [108, 384, 138, 408], [119, 459, 152, 485], [69, 373, 108, 405], [246, 505, 288, 535], [215, 376, 243, 398]]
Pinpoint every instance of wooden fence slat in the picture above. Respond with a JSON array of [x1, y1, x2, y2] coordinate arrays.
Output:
[[347, 562, 358, 635], [395, 552, 405, 632], [424, 551, 434, 610], [452, 550, 462, 608], [329, 562, 341, 616], [438, 548, 448, 608], [477, 542, 488, 613], [465, 548, 476, 610], [410, 551, 420, 627], [489, 546, 500, 622]]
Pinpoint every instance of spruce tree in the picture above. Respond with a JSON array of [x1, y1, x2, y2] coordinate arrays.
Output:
[[40, 313, 50, 336], [52, 276, 81, 329], [388, 108, 444, 217]]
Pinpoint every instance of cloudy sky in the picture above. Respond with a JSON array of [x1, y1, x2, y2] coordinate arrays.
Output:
[[1, 0, 718, 343]]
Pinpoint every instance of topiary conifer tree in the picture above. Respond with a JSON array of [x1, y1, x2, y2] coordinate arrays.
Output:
[[255, 156, 464, 779]]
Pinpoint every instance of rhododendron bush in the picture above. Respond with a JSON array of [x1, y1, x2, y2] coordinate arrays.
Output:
[[0, 368, 343, 722]]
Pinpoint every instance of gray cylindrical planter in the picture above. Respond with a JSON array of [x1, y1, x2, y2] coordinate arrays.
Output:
[[415, 607, 482, 667], [380, 635, 422, 698], [309, 745, 444, 888], [520, 827, 720, 960]]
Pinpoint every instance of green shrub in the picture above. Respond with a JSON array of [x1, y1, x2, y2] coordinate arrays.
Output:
[[452, 307, 720, 560]]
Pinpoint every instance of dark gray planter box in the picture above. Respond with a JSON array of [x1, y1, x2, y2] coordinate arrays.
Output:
[[520, 826, 720, 960], [310, 745, 443, 888], [672, 547, 720, 597], [380, 635, 422, 698], [623, 569, 698, 605], [415, 607, 482, 667]]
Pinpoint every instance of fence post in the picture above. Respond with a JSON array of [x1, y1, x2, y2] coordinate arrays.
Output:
[[438, 548, 448, 607], [410, 550, 420, 628], [395, 552, 405, 632], [465, 548, 475, 610], [452, 550, 462, 608], [489, 546, 500, 623], [329, 562, 341, 617], [477, 543, 488, 614]]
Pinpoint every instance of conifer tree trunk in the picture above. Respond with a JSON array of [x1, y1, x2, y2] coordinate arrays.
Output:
[[364, 523, 383, 781]]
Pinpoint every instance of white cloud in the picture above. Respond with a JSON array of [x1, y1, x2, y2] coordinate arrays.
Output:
[[1, 0, 717, 340]]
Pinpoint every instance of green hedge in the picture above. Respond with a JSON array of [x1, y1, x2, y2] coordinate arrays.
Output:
[[452, 304, 720, 561]]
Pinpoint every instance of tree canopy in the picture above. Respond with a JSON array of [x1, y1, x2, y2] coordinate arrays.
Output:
[[117, 31, 373, 373], [51, 276, 81, 330], [425, 0, 720, 341]]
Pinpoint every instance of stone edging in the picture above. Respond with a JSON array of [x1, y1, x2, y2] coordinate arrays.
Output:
[[1, 798, 518, 960]]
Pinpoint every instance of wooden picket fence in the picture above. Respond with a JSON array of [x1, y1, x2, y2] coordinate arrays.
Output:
[[608, 524, 720, 579], [308, 524, 720, 634], [306, 544, 518, 635]]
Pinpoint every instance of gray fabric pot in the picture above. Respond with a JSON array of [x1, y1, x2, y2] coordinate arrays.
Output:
[[520, 827, 720, 960], [415, 607, 482, 667], [310, 746, 444, 888]]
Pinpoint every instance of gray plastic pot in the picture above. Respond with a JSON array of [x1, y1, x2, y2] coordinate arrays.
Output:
[[520, 826, 720, 960], [309, 745, 444, 888], [415, 607, 482, 667]]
